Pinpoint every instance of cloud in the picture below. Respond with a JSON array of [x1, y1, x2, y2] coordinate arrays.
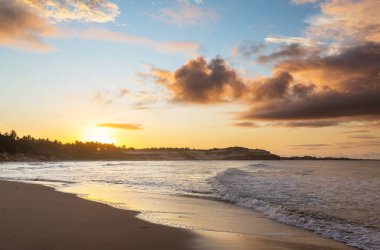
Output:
[[234, 40, 323, 64], [1, 0, 199, 55], [71, 28, 200, 55], [21, 0, 119, 23], [277, 42, 380, 91], [97, 123, 142, 130], [0, 0, 119, 51], [290, 0, 319, 5], [153, 4, 217, 27], [265, 36, 320, 47], [129, 90, 163, 109], [257, 44, 313, 63], [177, 0, 204, 4], [145, 0, 380, 128], [233, 122, 257, 128], [149, 56, 246, 104], [92, 92, 112, 105], [247, 71, 293, 101], [282, 120, 343, 127], [349, 135, 379, 139], [339, 141, 380, 148], [92, 87, 164, 109], [305, 0, 380, 45], [234, 119, 344, 128], [231, 41, 265, 58], [363, 121, 380, 128], [238, 42, 380, 121], [150, 43, 380, 125], [118, 88, 129, 97], [0, 0, 56, 51], [342, 130, 369, 134], [241, 89, 380, 120]]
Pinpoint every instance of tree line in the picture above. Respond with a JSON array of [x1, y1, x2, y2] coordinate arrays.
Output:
[[0, 130, 126, 160], [0, 130, 200, 160], [0, 130, 281, 161]]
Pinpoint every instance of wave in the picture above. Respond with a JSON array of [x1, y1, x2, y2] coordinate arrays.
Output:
[[11, 163, 70, 170], [0, 177, 76, 184], [248, 163, 271, 168], [101, 163, 129, 167], [208, 168, 380, 250]]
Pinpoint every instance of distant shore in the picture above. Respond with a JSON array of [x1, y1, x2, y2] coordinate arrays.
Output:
[[0, 152, 371, 162], [0, 180, 357, 250], [1, 131, 373, 161]]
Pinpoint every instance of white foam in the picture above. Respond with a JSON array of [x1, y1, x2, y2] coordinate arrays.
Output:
[[209, 168, 380, 250]]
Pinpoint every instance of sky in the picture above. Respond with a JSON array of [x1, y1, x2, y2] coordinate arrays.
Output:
[[0, 0, 379, 158]]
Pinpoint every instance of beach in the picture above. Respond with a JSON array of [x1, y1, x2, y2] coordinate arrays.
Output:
[[0, 179, 357, 250], [0, 180, 193, 250]]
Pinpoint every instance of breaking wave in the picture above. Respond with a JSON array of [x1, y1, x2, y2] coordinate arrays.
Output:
[[208, 168, 380, 250]]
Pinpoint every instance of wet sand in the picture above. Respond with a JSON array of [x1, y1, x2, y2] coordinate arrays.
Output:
[[0, 180, 356, 250], [0, 180, 193, 250]]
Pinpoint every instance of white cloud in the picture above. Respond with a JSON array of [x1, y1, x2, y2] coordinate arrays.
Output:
[[290, 0, 318, 5], [21, 0, 120, 23], [265, 36, 320, 47], [177, 0, 204, 5]]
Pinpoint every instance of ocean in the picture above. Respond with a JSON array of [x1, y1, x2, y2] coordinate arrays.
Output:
[[0, 160, 379, 249]]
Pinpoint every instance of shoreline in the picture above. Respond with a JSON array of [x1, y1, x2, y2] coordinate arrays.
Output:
[[1, 158, 376, 163], [0, 180, 357, 250], [1, 153, 375, 162]]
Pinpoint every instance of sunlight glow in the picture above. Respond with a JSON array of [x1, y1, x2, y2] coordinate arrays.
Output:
[[82, 127, 116, 144]]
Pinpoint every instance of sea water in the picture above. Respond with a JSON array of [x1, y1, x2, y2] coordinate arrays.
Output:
[[0, 160, 379, 249]]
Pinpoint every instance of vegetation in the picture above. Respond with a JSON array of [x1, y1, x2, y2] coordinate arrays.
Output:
[[0, 130, 126, 160], [0, 130, 280, 161], [2, 130, 362, 161]]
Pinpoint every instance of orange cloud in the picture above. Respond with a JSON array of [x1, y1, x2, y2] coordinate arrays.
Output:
[[150, 57, 246, 104], [0, 0, 119, 52], [241, 42, 380, 121], [144, 0, 379, 127], [0, 1, 56, 51], [306, 0, 380, 44], [233, 122, 257, 128], [118, 88, 130, 97], [149, 41, 380, 126], [97, 123, 142, 130], [92, 92, 112, 105], [0, 1, 200, 54]]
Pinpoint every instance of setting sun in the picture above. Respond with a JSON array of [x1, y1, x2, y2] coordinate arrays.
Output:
[[82, 127, 116, 145]]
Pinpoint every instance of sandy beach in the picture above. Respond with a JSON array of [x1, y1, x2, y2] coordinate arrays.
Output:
[[0, 180, 193, 250], [0, 180, 357, 250]]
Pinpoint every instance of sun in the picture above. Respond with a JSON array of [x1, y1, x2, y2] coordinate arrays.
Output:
[[82, 127, 116, 144]]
